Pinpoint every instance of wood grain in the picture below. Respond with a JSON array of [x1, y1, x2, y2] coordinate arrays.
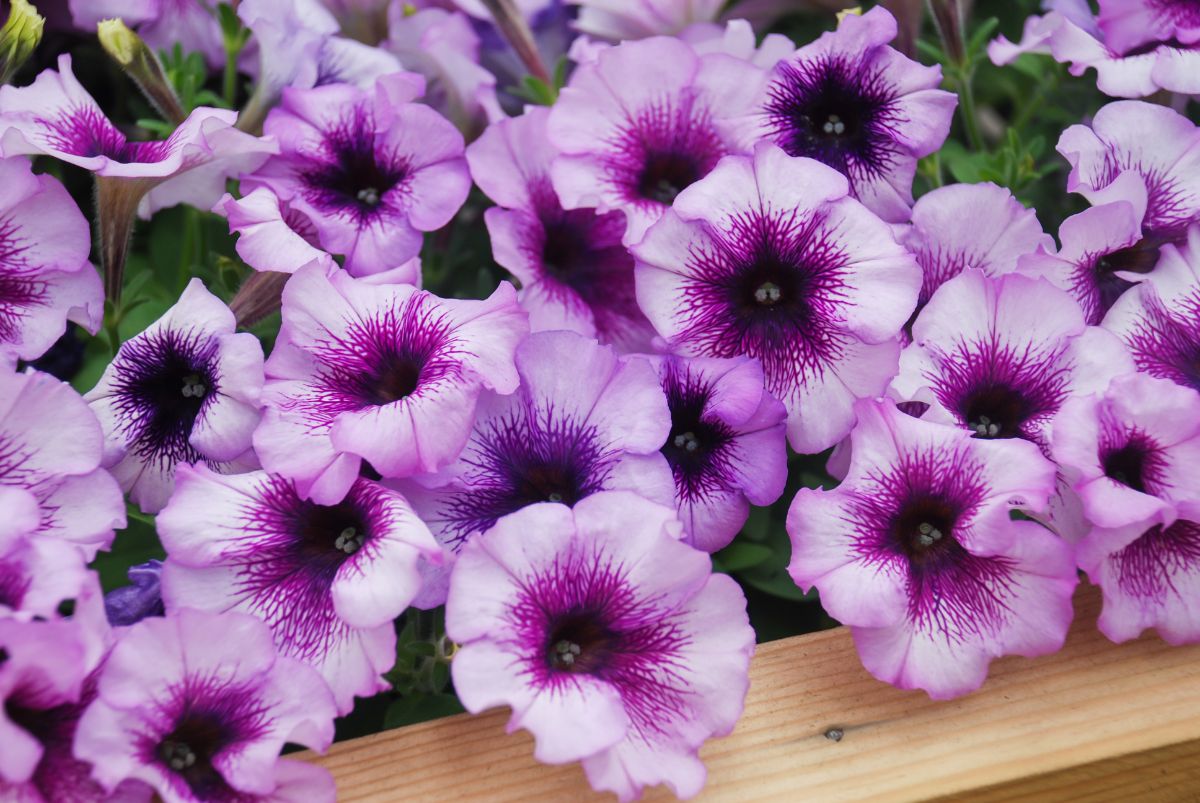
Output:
[[301, 582, 1200, 801]]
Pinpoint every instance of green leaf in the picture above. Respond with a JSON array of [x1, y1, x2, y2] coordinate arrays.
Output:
[[714, 542, 773, 573], [383, 694, 465, 729]]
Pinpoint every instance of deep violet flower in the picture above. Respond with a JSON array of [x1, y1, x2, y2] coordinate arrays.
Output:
[[254, 265, 528, 505], [105, 560, 166, 627], [633, 143, 921, 453], [0, 157, 102, 366], [158, 465, 440, 714], [899, 182, 1051, 315], [447, 492, 754, 801], [989, 0, 1200, 98], [569, 0, 723, 40], [69, 0, 224, 68], [546, 35, 767, 245], [1057, 100, 1200, 241], [244, 72, 470, 277], [754, 6, 957, 223], [1102, 225, 1200, 392], [1051, 373, 1200, 539], [85, 279, 265, 514], [787, 398, 1077, 699], [1075, 501, 1200, 645], [894, 271, 1134, 448], [396, 329, 673, 608], [0, 368, 125, 557], [1018, 201, 1151, 325], [466, 107, 655, 352], [75, 609, 337, 802], [651, 354, 788, 552]]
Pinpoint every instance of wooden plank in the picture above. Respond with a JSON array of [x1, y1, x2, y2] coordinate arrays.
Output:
[[301, 582, 1200, 801]]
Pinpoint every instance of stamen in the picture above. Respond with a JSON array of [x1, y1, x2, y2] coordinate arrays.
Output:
[[970, 415, 1000, 438], [356, 187, 381, 206], [754, 282, 783, 306], [334, 526, 364, 554], [673, 431, 701, 453], [159, 740, 197, 772], [553, 639, 582, 667], [916, 521, 943, 547], [180, 374, 206, 399], [822, 114, 846, 136], [547, 492, 564, 503]]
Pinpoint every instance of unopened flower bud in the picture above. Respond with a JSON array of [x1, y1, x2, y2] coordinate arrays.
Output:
[[97, 18, 186, 125], [0, 0, 44, 86]]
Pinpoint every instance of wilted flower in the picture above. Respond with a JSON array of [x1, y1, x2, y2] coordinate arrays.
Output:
[[85, 279, 265, 514], [159, 465, 440, 713], [447, 492, 754, 801], [255, 265, 528, 504], [755, 6, 957, 222], [104, 560, 165, 627], [396, 329, 673, 607], [787, 398, 1077, 699], [633, 142, 921, 453]]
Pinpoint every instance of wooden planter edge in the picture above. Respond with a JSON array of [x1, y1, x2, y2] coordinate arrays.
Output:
[[301, 583, 1200, 801]]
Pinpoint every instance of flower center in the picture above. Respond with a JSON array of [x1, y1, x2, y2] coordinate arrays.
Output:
[[673, 431, 701, 453], [159, 740, 198, 772], [364, 357, 422, 406], [181, 373, 207, 399], [754, 281, 783, 306], [545, 612, 612, 674], [1102, 436, 1160, 494], [636, 151, 702, 205], [356, 187, 381, 207], [961, 384, 1028, 439], [293, 496, 369, 569], [892, 497, 958, 566], [821, 114, 847, 136], [156, 713, 227, 794], [515, 463, 584, 507], [334, 526, 364, 554], [1094, 238, 1162, 315]]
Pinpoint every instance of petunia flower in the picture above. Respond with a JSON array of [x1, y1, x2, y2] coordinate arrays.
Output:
[[85, 279, 265, 514], [215, 188, 337, 276], [568, 0, 723, 40], [894, 270, 1134, 448], [158, 464, 440, 714], [547, 35, 767, 245], [244, 72, 470, 277], [989, 0, 1200, 99], [0, 156, 101, 366], [447, 492, 754, 802], [651, 354, 788, 552], [1102, 224, 1200, 392], [0, 54, 274, 300], [787, 398, 1077, 699], [633, 142, 921, 453], [395, 329, 673, 607], [754, 6, 957, 223], [466, 107, 655, 352], [1017, 201, 1150, 325], [0, 368, 125, 557], [75, 609, 337, 802], [680, 18, 796, 69], [254, 265, 528, 505], [899, 182, 1051, 318]]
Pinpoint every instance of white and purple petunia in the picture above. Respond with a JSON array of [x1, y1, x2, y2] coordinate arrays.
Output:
[[0, 368, 125, 557], [570, 0, 725, 41], [158, 464, 441, 714], [245, 72, 469, 277], [895, 270, 1134, 448], [651, 354, 788, 552], [755, 6, 957, 223], [75, 609, 337, 802], [633, 142, 921, 453], [787, 398, 1077, 699], [0, 157, 102, 366], [1102, 224, 1200, 392], [85, 279, 265, 514], [254, 265, 528, 504], [447, 492, 755, 802], [395, 329, 674, 607], [547, 34, 767, 244], [466, 106, 655, 352]]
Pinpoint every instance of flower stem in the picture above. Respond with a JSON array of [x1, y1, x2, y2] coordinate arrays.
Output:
[[96, 176, 154, 305], [956, 67, 985, 152]]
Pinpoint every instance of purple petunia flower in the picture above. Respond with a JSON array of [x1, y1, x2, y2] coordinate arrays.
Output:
[[569, 0, 724, 40], [650, 354, 788, 552], [215, 188, 337, 276], [69, 0, 224, 68], [466, 107, 655, 352], [753, 7, 957, 223], [1018, 201, 1150, 325], [680, 19, 796, 69], [633, 142, 921, 453], [244, 72, 469, 277], [85, 279, 265, 514], [899, 182, 1051, 318], [547, 35, 767, 245], [894, 271, 1134, 448], [989, 0, 1200, 98], [0, 157, 102, 366], [254, 265, 528, 505], [158, 464, 440, 714], [1052, 372, 1200, 540], [787, 398, 1077, 699], [396, 329, 673, 607], [104, 560, 166, 627], [447, 492, 754, 801], [75, 609, 337, 802], [0, 368, 126, 557], [1057, 100, 1200, 241]]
